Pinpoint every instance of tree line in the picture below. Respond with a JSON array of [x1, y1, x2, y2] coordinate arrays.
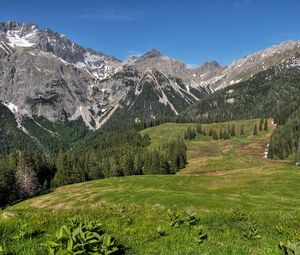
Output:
[[0, 129, 187, 207]]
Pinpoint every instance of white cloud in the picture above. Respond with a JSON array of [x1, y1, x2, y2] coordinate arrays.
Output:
[[234, 0, 251, 8], [79, 8, 144, 22]]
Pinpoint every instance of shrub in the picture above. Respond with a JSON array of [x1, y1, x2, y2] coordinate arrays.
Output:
[[167, 209, 183, 228], [242, 222, 261, 240], [184, 208, 198, 228], [157, 226, 166, 237], [194, 225, 208, 244], [43, 218, 121, 255]]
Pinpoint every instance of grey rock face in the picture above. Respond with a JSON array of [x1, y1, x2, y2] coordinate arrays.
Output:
[[1, 21, 300, 130]]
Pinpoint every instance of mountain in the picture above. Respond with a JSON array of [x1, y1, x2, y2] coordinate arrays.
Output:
[[181, 52, 300, 159], [1, 21, 300, 156], [0, 21, 209, 132]]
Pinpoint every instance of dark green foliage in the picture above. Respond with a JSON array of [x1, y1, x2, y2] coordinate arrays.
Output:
[[264, 118, 268, 131], [0, 150, 54, 207], [212, 130, 218, 140], [0, 104, 40, 156], [253, 124, 258, 136], [167, 209, 183, 228], [208, 128, 213, 136], [219, 128, 223, 139], [231, 124, 236, 136], [44, 218, 121, 255], [156, 226, 166, 237], [196, 124, 202, 134], [184, 208, 198, 228], [0, 103, 89, 157], [240, 125, 245, 136], [184, 127, 196, 140], [223, 129, 230, 140], [194, 225, 208, 244], [259, 118, 264, 131], [268, 108, 300, 159], [242, 222, 261, 240], [0, 156, 15, 206]]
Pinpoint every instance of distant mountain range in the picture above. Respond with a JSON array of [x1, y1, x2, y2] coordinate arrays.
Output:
[[1, 21, 300, 155]]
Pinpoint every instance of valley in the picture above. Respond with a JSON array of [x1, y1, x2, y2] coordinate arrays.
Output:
[[1, 119, 299, 254]]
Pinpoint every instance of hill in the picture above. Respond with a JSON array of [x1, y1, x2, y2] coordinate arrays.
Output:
[[1, 120, 299, 254]]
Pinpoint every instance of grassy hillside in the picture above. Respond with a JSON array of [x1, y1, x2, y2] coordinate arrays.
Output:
[[141, 119, 281, 174], [1, 120, 300, 255]]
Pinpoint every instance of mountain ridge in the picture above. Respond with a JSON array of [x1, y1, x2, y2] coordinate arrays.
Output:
[[0, 21, 300, 135]]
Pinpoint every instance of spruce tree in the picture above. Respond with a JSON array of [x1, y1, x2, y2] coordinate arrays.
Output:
[[231, 124, 236, 136], [196, 124, 202, 134], [253, 124, 258, 135], [240, 125, 244, 136], [264, 118, 268, 131], [259, 118, 263, 131], [212, 130, 218, 140], [219, 128, 223, 139]]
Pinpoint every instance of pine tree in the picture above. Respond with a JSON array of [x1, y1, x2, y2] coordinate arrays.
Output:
[[15, 152, 40, 198], [0, 157, 16, 206], [253, 124, 258, 135], [53, 150, 73, 187], [223, 129, 230, 140], [231, 124, 236, 136], [196, 124, 202, 134], [264, 118, 268, 131], [219, 128, 223, 139], [240, 125, 244, 136], [212, 130, 218, 140], [259, 118, 263, 131]]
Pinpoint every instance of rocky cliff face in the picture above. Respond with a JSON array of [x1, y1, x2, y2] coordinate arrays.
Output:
[[1, 21, 300, 131]]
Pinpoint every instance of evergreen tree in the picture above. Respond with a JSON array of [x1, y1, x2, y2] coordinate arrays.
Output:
[[223, 129, 230, 140], [227, 123, 231, 135], [196, 124, 202, 134], [15, 152, 40, 198], [219, 128, 223, 139], [53, 150, 73, 187], [231, 124, 236, 136], [240, 125, 244, 136], [253, 124, 258, 135], [0, 156, 16, 206], [259, 118, 263, 131], [264, 118, 268, 131], [212, 130, 218, 140]]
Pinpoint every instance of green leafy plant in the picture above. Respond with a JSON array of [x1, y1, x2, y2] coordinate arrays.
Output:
[[43, 218, 121, 255], [167, 209, 183, 228], [13, 223, 30, 240], [279, 241, 300, 255], [194, 225, 208, 244], [232, 210, 249, 222], [184, 208, 198, 228], [157, 226, 166, 237], [242, 222, 261, 240]]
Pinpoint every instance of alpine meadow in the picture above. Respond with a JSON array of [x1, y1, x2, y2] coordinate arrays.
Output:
[[0, 1, 300, 254]]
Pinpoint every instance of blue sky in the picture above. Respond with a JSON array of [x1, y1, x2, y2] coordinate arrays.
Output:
[[1, 0, 300, 67]]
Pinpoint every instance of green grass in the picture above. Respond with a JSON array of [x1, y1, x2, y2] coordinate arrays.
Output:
[[1, 119, 300, 255]]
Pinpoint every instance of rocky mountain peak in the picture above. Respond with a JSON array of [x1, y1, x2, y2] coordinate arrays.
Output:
[[197, 61, 222, 73], [141, 49, 161, 58]]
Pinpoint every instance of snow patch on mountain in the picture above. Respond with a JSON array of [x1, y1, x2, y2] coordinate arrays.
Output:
[[6, 31, 35, 48]]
